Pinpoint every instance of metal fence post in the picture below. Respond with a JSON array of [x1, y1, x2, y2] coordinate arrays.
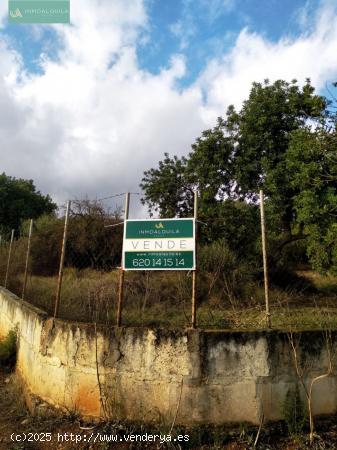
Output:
[[117, 192, 130, 327], [54, 201, 71, 318], [191, 190, 198, 329], [259, 190, 271, 328], [4, 229, 15, 289], [22, 219, 33, 300]]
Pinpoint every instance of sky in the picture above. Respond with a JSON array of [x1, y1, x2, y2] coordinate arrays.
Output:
[[1, 0, 337, 215]]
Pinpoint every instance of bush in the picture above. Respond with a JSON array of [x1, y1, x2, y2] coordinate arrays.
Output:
[[28, 200, 123, 276], [0, 330, 17, 367], [198, 240, 258, 305], [29, 214, 63, 276]]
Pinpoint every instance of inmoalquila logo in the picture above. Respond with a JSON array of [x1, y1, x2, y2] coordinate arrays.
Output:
[[8, 0, 70, 24], [9, 8, 22, 18]]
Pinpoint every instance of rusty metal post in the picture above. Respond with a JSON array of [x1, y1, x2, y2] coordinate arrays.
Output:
[[22, 219, 33, 300], [54, 201, 71, 318], [260, 190, 271, 328], [116, 192, 130, 327], [4, 229, 15, 289], [191, 190, 198, 329]]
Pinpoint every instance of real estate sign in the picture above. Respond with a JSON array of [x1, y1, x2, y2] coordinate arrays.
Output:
[[123, 218, 195, 270]]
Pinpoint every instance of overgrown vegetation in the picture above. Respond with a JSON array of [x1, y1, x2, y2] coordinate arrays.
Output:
[[0, 330, 17, 367], [0, 79, 336, 330], [1, 265, 336, 330], [141, 79, 337, 275], [26, 199, 123, 276]]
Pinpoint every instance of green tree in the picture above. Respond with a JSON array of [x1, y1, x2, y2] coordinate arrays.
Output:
[[0, 173, 56, 235], [140, 79, 336, 270], [141, 153, 192, 217], [286, 126, 337, 273], [141, 117, 234, 219], [142, 79, 326, 217], [231, 79, 326, 238]]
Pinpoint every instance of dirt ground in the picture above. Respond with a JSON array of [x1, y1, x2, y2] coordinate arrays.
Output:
[[0, 368, 126, 450], [1, 367, 337, 450]]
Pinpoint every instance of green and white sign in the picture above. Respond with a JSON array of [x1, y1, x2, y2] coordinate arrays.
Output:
[[123, 218, 195, 270], [9, 0, 70, 23]]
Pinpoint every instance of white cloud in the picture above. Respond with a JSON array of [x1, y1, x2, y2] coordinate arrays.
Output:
[[0, 0, 337, 214], [197, 0, 337, 121], [0, 2, 205, 210], [52, 0, 147, 70]]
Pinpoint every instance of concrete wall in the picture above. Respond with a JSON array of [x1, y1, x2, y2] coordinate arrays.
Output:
[[1, 286, 337, 425]]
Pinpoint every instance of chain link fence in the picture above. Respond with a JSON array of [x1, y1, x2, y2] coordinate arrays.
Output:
[[0, 231, 13, 289], [0, 194, 336, 330]]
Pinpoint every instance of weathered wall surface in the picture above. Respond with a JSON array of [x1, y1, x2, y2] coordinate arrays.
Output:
[[1, 286, 337, 425]]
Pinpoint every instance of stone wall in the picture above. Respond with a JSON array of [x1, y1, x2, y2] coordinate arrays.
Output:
[[0, 286, 336, 425]]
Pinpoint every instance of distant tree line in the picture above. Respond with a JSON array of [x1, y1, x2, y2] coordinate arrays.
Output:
[[0, 173, 56, 235], [27, 200, 123, 276], [0, 174, 123, 275], [1, 79, 336, 288]]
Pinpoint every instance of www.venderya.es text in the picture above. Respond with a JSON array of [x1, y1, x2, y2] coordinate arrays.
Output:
[[11, 432, 190, 444]]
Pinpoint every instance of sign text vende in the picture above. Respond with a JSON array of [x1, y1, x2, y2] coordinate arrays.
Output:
[[123, 219, 195, 270]]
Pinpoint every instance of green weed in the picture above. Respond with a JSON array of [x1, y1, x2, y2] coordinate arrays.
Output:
[[283, 384, 307, 436], [0, 330, 17, 367]]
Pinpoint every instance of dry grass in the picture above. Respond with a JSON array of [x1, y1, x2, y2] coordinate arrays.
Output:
[[1, 267, 337, 330], [297, 270, 337, 295]]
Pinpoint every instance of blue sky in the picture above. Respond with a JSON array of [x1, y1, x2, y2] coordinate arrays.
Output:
[[0, 0, 336, 210], [138, 0, 320, 85], [3, 0, 323, 83]]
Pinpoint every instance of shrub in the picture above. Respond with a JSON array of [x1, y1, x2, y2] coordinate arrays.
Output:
[[28, 201, 123, 276], [0, 330, 17, 367], [198, 240, 257, 304]]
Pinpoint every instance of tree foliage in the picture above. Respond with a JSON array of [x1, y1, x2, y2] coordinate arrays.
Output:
[[0, 173, 56, 235], [66, 199, 123, 270], [29, 200, 123, 275], [141, 154, 192, 217], [141, 79, 337, 272], [286, 127, 337, 273]]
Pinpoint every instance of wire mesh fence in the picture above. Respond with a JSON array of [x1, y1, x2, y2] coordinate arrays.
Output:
[[0, 231, 12, 288], [0, 193, 336, 330], [6, 231, 28, 299]]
